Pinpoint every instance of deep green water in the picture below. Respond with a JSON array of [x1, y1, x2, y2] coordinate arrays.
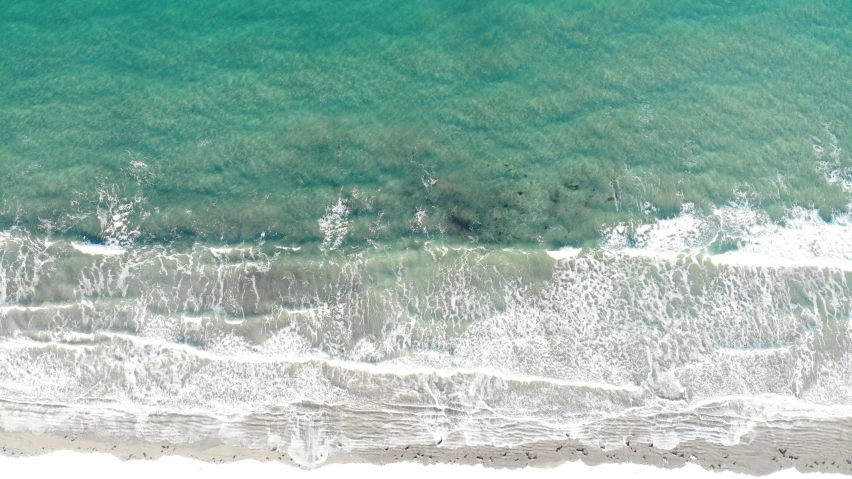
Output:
[[1, 0, 851, 249]]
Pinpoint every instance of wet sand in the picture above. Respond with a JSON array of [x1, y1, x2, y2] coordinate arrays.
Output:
[[2, 419, 852, 476]]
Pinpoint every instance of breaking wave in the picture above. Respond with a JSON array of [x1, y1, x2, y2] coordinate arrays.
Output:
[[2, 200, 852, 467]]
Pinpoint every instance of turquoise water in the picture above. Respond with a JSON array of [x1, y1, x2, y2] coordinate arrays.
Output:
[[3, 0, 852, 469], [2, 0, 850, 249]]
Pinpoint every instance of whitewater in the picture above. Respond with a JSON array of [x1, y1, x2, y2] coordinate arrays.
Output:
[[1, 199, 851, 469]]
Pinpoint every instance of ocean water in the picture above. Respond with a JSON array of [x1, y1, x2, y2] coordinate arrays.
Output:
[[2, 0, 852, 469]]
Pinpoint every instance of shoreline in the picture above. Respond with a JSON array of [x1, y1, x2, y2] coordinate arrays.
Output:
[[2, 424, 851, 476]]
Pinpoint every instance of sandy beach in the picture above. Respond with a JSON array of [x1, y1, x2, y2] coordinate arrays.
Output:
[[2, 417, 852, 476]]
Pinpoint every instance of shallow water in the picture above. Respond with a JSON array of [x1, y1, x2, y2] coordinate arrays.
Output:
[[2, 0, 851, 247], [1, 0, 852, 469]]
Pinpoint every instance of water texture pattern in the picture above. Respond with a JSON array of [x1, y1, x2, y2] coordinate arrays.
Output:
[[2, 1, 852, 246], [1, 0, 852, 469]]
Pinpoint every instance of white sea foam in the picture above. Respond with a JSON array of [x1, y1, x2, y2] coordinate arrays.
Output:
[[318, 198, 350, 251], [3, 202, 852, 464], [602, 203, 718, 259], [602, 201, 852, 270], [95, 185, 147, 248], [712, 208, 852, 269], [0, 332, 643, 394], [546, 247, 582, 260], [71, 242, 127, 256], [0, 303, 76, 313]]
